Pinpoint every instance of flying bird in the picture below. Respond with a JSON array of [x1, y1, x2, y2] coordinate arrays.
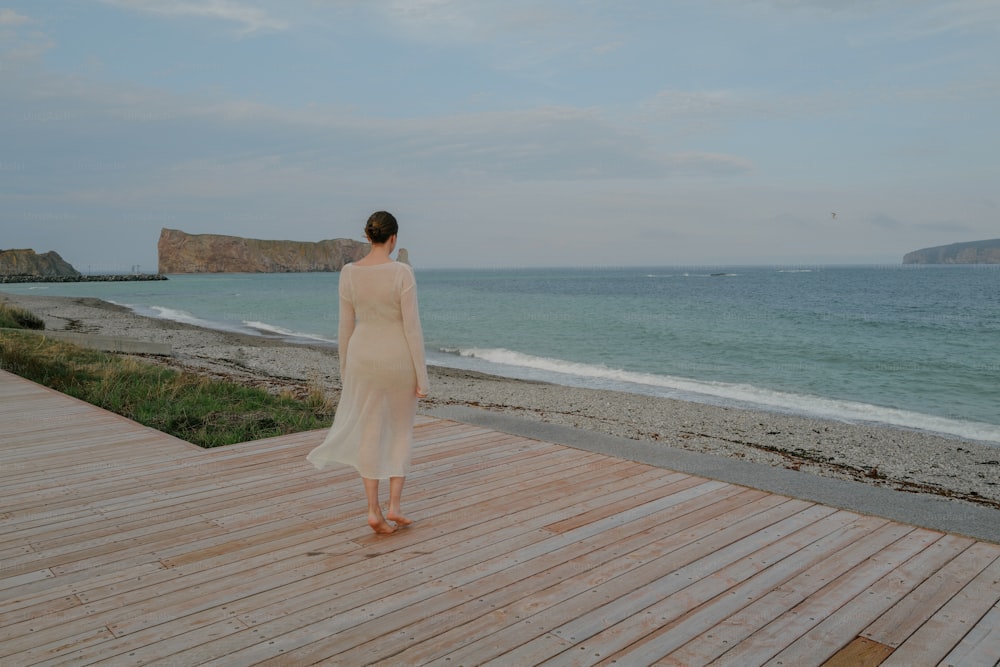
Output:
[[831, 211, 837, 220]]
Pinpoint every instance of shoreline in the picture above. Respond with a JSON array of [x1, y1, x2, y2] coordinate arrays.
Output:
[[3, 290, 999, 509]]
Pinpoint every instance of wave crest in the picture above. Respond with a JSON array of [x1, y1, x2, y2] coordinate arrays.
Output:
[[436, 346, 1000, 444]]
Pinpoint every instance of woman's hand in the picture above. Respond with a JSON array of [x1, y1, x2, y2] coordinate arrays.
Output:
[[416, 388, 428, 399]]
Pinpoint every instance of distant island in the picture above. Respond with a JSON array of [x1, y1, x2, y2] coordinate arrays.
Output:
[[903, 239, 1000, 264], [0, 248, 165, 283], [158, 228, 370, 274]]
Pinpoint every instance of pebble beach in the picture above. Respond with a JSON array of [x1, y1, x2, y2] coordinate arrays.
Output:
[[3, 291, 999, 509]]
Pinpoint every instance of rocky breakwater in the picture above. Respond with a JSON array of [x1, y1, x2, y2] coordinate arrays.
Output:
[[158, 228, 370, 274], [903, 238, 1000, 264], [0, 274, 168, 284]]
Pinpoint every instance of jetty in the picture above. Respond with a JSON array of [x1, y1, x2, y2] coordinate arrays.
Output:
[[0, 274, 167, 284]]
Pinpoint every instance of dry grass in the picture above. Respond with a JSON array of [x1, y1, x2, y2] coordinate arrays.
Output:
[[0, 328, 334, 447]]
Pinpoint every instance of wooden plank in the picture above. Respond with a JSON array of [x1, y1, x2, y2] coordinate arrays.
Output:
[[183, 484, 759, 667], [939, 601, 1000, 667], [862, 540, 1000, 648], [12, 450, 639, 658], [39, 614, 248, 667], [662, 520, 915, 666], [821, 636, 895, 667], [230, 483, 752, 667], [543, 473, 691, 533], [334, 488, 767, 667], [164, 472, 728, 664], [478, 500, 831, 667], [0, 626, 117, 666], [734, 529, 943, 665], [429, 496, 811, 666], [882, 551, 1000, 666], [574, 511, 885, 666], [0, 562, 165, 620], [0, 567, 52, 592], [766, 533, 974, 666], [75, 530, 357, 606], [227, 462, 674, 626]]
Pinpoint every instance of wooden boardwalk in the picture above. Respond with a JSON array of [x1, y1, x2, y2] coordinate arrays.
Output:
[[2, 368, 999, 666]]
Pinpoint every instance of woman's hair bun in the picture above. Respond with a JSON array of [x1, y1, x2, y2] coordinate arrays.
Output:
[[365, 211, 398, 244]]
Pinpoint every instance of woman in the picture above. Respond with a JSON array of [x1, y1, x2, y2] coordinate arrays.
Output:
[[307, 211, 429, 534]]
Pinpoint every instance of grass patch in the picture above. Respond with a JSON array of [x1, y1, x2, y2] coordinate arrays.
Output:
[[0, 302, 45, 330], [0, 329, 334, 447]]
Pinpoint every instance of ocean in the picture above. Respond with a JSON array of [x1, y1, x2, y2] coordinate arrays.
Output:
[[5, 265, 999, 445]]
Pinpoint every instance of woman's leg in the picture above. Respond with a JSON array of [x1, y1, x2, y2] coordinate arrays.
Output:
[[363, 477, 395, 534], [386, 476, 411, 525]]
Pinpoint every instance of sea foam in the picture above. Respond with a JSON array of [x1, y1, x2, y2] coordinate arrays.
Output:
[[243, 320, 335, 344], [437, 346, 1000, 444]]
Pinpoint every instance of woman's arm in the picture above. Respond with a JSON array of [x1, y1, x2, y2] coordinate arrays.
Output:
[[400, 267, 429, 396], [337, 268, 355, 381]]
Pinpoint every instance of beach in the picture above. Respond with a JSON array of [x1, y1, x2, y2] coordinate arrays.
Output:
[[3, 291, 999, 509]]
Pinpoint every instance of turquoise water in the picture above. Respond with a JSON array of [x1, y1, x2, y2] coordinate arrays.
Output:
[[5, 265, 999, 444]]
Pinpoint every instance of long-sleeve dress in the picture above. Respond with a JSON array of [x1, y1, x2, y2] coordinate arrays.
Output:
[[306, 261, 429, 479]]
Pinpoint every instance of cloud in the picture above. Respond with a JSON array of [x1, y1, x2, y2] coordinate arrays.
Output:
[[756, 0, 873, 16], [100, 0, 289, 34], [644, 89, 751, 119], [770, 0, 1000, 40], [643, 87, 854, 124], [592, 40, 624, 55], [22, 57, 748, 181], [0, 8, 30, 26], [667, 152, 753, 175], [0, 9, 55, 65], [896, 1, 1000, 39], [383, 0, 572, 38], [385, 0, 474, 31], [864, 212, 904, 230], [377, 0, 624, 75], [915, 220, 975, 235]]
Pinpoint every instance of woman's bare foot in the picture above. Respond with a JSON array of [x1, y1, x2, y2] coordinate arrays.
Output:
[[386, 510, 411, 526], [368, 514, 396, 534]]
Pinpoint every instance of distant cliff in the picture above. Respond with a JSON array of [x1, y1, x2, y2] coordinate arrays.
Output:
[[903, 239, 1000, 264], [0, 249, 80, 277], [158, 228, 370, 274]]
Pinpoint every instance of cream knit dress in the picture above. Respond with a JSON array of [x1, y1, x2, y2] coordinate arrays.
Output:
[[306, 261, 429, 479]]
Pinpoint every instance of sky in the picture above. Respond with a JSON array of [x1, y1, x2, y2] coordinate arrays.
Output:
[[1, 1, 998, 271]]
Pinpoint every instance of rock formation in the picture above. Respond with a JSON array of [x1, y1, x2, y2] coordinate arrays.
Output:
[[158, 228, 370, 274], [0, 249, 81, 277], [903, 239, 1000, 264]]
